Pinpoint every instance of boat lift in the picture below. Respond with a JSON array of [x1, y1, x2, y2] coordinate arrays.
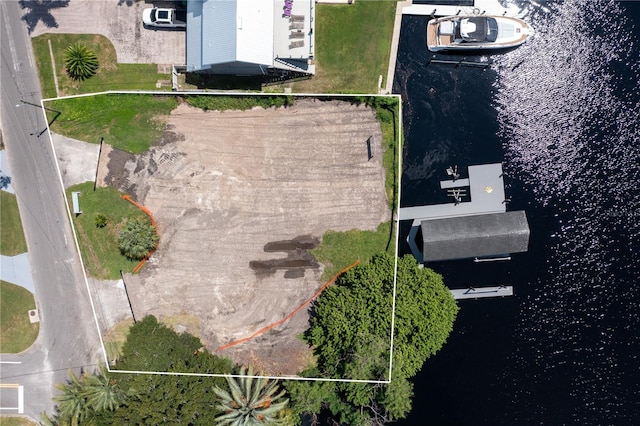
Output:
[[427, 56, 493, 69]]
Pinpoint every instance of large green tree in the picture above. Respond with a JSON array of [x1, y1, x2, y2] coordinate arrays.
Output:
[[105, 316, 235, 425], [285, 253, 458, 425]]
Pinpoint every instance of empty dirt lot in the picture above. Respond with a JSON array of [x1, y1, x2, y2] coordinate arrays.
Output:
[[107, 98, 391, 375]]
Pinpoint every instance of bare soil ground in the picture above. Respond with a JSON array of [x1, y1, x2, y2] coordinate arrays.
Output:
[[104, 98, 390, 376]]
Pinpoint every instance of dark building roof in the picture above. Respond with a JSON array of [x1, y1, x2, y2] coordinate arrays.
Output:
[[420, 210, 530, 262]]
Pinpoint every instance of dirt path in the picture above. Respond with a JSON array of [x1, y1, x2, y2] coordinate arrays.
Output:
[[117, 99, 390, 375]]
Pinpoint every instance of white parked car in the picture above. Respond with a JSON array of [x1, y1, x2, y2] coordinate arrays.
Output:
[[142, 8, 187, 29]]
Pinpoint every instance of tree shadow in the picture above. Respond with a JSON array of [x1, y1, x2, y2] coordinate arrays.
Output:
[[19, 0, 70, 34]]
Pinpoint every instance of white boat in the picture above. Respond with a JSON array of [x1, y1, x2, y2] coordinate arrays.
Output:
[[427, 15, 533, 52]]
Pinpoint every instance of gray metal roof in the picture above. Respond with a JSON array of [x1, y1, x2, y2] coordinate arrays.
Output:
[[421, 210, 530, 262], [187, 0, 274, 72]]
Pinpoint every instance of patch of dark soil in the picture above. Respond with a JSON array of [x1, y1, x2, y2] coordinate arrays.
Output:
[[157, 127, 185, 146], [264, 235, 319, 252], [103, 148, 135, 189], [250, 235, 320, 278]]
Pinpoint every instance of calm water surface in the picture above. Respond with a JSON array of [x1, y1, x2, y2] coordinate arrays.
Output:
[[394, 1, 640, 424]]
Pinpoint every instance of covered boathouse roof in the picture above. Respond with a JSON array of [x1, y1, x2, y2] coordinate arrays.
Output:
[[420, 210, 530, 262]]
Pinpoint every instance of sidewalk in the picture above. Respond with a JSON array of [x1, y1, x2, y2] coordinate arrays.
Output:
[[0, 254, 35, 293]]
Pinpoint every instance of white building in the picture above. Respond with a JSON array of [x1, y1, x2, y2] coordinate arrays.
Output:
[[187, 0, 315, 75]]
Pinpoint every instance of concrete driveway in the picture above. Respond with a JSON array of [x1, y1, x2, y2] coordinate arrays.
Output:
[[25, 0, 185, 64]]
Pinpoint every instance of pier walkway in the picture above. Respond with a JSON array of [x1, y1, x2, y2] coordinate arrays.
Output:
[[403, 0, 513, 19], [450, 285, 514, 300]]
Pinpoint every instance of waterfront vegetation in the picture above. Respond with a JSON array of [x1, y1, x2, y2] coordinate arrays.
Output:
[[32, 34, 169, 99], [0, 191, 28, 255], [67, 182, 149, 279], [293, 1, 396, 93], [0, 281, 39, 353], [47, 94, 178, 154], [286, 254, 458, 424]]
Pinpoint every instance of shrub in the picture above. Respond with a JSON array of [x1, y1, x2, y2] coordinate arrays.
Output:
[[117, 218, 158, 260], [94, 214, 108, 228], [64, 43, 99, 81]]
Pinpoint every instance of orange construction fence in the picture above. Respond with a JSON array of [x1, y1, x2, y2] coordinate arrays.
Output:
[[216, 259, 360, 352], [122, 194, 158, 273]]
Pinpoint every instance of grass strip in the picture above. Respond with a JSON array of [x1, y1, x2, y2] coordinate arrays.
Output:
[[0, 191, 28, 256], [184, 94, 295, 111]]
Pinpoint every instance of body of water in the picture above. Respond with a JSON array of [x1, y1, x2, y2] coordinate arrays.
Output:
[[393, 0, 640, 424]]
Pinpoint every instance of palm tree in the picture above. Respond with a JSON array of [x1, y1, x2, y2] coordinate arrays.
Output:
[[63, 43, 99, 81], [213, 365, 290, 425], [118, 218, 159, 260], [82, 364, 128, 412], [53, 369, 91, 426]]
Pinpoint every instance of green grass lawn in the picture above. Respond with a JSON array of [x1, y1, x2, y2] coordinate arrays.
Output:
[[32, 34, 170, 99], [0, 191, 28, 256], [313, 222, 395, 281], [67, 182, 151, 279], [47, 94, 178, 154], [294, 1, 397, 93], [0, 281, 39, 353]]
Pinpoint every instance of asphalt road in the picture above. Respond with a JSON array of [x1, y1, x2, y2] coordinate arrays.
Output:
[[0, 0, 103, 420]]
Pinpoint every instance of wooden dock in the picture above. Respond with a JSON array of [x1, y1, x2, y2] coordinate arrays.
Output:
[[450, 285, 513, 300], [399, 163, 506, 221]]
